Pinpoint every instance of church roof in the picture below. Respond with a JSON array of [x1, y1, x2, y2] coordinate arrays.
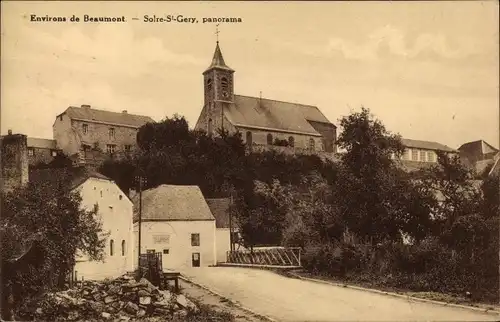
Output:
[[401, 138, 456, 152], [57, 105, 155, 128], [132, 184, 215, 222], [224, 95, 334, 136], [204, 42, 234, 73]]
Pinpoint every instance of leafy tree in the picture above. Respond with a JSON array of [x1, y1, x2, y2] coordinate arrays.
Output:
[[1, 169, 107, 316]]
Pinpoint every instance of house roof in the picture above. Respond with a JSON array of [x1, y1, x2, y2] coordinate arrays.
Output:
[[205, 198, 232, 228], [224, 95, 334, 136], [204, 42, 234, 73], [458, 140, 498, 156], [58, 106, 155, 128], [401, 138, 456, 152], [132, 184, 215, 222], [29, 167, 111, 191], [27, 137, 57, 149]]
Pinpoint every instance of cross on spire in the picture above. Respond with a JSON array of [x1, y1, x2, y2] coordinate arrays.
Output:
[[215, 24, 220, 43]]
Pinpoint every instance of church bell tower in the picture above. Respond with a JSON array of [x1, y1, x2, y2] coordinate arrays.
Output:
[[203, 41, 235, 105]]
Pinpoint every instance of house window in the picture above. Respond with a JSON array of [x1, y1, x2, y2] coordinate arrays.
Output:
[[146, 249, 156, 254], [110, 240, 114, 256], [208, 119, 213, 135], [428, 151, 435, 162], [51, 150, 57, 157], [28, 148, 34, 156], [82, 123, 88, 134], [124, 145, 131, 153], [109, 128, 115, 139], [192, 252, 200, 267], [121, 240, 126, 256], [267, 134, 273, 145], [309, 138, 315, 150], [106, 144, 116, 154], [420, 150, 426, 162], [412, 149, 418, 161], [163, 249, 170, 255], [288, 136, 295, 147], [191, 233, 200, 246], [59, 115, 63, 121], [119, 195, 123, 200], [402, 149, 410, 161], [93, 203, 98, 212], [246, 131, 253, 146]]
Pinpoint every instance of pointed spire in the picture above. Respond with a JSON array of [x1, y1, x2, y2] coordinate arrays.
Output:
[[204, 42, 234, 74]]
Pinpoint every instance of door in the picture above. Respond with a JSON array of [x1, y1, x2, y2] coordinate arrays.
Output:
[[192, 252, 200, 267]]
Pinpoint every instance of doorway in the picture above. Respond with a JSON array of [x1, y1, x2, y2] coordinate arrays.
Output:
[[192, 252, 200, 267]]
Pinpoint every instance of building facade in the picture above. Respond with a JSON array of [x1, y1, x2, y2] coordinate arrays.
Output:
[[73, 173, 134, 280], [1, 130, 29, 192], [26, 137, 60, 166], [392, 138, 458, 172], [194, 42, 337, 154], [132, 185, 217, 271], [53, 104, 154, 166]]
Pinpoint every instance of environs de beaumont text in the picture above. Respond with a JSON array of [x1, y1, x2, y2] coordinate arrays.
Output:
[[29, 14, 243, 24]]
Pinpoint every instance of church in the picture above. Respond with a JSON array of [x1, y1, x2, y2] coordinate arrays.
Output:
[[194, 42, 337, 153]]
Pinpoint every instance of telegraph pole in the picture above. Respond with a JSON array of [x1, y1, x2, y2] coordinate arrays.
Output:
[[135, 173, 145, 281]]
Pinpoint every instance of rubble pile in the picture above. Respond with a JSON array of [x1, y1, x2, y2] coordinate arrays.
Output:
[[31, 274, 198, 321]]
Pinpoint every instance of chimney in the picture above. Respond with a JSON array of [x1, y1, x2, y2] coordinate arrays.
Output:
[[81, 104, 91, 109], [122, 110, 128, 114], [7, 129, 12, 135]]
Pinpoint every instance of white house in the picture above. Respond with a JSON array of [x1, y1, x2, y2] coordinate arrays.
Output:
[[29, 167, 134, 281], [132, 185, 217, 271], [72, 171, 134, 280], [205, 198, 240, 263]]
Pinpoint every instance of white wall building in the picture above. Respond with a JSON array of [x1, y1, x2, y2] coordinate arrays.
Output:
[[73, 172, 134, 280], [132, 185, 217, 271]]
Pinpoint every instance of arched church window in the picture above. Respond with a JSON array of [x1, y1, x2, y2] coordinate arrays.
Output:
[[208, 118, 213, 135], [207, 78, 212, 91], [221, 77, 228, 91], [246, 131, 253, 146], [288, 136, 295, 147], [309, 138, 315, 150], [267, 133, 273, 145], [121, 240, 126, 256]]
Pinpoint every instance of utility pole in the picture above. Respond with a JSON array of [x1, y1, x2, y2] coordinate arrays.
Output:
[[136, 173, 145, 281], [229, 191, 233, 252]]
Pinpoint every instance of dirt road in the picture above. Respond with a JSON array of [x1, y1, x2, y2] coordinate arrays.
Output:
[[181, 267, 499, 321]]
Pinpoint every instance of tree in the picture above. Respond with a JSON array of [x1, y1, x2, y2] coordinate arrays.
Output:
[[334, 107, 432, 244], [1, 169, 107, 316]]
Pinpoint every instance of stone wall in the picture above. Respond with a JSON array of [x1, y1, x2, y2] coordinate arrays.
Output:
[[1, 132, 29, 192]]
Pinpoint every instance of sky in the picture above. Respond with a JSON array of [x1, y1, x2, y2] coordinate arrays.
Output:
[[1, 1, 498, 149]]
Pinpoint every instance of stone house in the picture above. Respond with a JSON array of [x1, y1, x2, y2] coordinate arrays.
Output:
[[26, 137, 60, 166], [131, 185, 218, 271], [194, 42, 337, 155], [458, 140, 499, 176], [53, 104, 154, 166]]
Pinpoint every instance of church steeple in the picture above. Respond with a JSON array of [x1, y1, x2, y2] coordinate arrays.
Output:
[[204, 42, 234, 74], [203, 41, 235, 104]]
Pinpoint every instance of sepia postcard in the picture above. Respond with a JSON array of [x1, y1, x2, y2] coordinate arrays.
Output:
[[1, 1, 499, 322]]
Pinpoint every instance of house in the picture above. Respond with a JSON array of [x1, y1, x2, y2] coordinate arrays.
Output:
[[29, 167, 135, 281], [393, 138, 457, 172], [205, 198, 240, 263], [131, 185, 217, 271], [53, 104, 155, 166], [194, 42, 337, 155], [458, 140, 499, 176], [26, 137, 60, 166]]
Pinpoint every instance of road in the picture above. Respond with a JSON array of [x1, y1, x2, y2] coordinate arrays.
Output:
[[181, 267, 499, 321]]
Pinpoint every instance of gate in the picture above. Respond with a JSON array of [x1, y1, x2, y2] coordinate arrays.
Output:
[[227, 247, 301, 267], [139, 252, 162, 286]]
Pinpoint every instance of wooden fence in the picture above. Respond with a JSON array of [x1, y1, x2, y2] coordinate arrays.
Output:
[[227, 247, 301, 267]]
